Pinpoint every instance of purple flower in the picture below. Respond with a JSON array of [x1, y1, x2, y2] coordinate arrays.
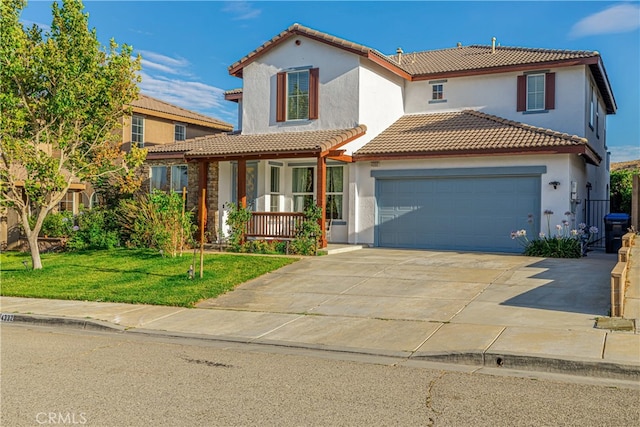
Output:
[[564, 211, 572, 216], [562, 220, 569, 226], [73, 225, 79, 231], [578, 223, 586, 229], [544, 210, 554, 215], [589, 226, 599, 234]]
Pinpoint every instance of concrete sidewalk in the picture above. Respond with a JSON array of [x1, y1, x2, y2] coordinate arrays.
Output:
[[1, 248, 639, 381]]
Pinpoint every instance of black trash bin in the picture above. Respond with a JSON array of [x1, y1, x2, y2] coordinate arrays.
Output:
[[604, 213, 631, 253]]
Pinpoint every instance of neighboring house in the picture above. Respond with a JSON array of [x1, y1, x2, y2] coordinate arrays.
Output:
[[146, 23, 616, 253], [129, 95, 232, 223], [0, 94, 232, 250]]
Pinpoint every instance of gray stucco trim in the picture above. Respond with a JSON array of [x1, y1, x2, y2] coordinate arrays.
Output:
[[370, 166, 547, 179]]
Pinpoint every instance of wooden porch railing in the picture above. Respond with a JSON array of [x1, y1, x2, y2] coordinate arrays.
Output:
[[245, 212, 305, 239]]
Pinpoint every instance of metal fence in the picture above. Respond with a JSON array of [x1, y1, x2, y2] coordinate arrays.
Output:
[[584, 199, 609, 249]]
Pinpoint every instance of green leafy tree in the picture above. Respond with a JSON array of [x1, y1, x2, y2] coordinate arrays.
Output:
[[0, 0, 143, 269], [610, 169, 639, 214]]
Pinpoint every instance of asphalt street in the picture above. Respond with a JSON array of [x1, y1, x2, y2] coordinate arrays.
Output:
[[2, 324, 638, 427]]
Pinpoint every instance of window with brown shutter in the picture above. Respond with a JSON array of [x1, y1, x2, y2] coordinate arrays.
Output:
[[517, 72, 555, 112], [275, 68, 319, 122], [276, 72, 286, 122], [544, 72, 555, 110]]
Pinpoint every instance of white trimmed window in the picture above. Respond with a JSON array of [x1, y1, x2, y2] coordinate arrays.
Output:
[[326, 166, 343, 220], [432, 84, 444, 100], [171, 165, 188, 193], [526, 74, 545, 111], [287, 70, 310, 120], [150, 166, 168, 192], [132, 115, 144, 148], [58, 192, 75, 213], [292, 167, 314, 212], [276, 68, 319, 122], [270, 166, 281, 212], [174, 124, 186, 141]]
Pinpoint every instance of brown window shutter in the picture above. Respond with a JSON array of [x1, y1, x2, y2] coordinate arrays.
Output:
[[516, 75, 526, 112], [545, 72, 555, 110], [276, 72, 286, 122], [309, 68, 319, 120]]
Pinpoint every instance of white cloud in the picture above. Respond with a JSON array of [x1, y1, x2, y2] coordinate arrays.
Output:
[[139, 71, 229, 113], [609, 145, 640, 163], [222, 1, 261, 20], [570, 3, 640, 38], [138, 50, 190, 68]]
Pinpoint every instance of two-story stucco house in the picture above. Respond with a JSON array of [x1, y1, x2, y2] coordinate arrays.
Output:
[[146, 24, 616, 253]]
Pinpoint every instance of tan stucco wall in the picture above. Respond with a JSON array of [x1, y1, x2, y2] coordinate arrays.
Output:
[[123, 114, 226, 148]]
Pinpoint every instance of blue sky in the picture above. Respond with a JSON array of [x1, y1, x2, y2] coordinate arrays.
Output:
[[20, 0, 640, 162]]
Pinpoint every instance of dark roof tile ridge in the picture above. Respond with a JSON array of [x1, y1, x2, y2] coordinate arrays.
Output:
[[466, 44, 597, 56]]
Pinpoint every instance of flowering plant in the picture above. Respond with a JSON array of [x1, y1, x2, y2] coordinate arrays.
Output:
[[510, 211, 598, 258]]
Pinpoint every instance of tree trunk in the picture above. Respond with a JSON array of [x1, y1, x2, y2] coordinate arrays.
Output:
[[27, 232, 43, 270]]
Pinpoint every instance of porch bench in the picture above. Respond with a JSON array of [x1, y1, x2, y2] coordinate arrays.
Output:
[[244, 212, 305, 254]]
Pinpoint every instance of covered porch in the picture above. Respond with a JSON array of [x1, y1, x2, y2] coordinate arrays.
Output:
[[185, 126, 367, 248]]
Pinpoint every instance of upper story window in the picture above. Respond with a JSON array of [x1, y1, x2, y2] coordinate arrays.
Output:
[[432, 84, 444, 100], [287, 71, 309, 120], [517, 72, 555, 113], [276, 68, 319, 122], [132, 115, 144, 148], [428, 79, 447, 104], [526, 74, 545, 111], [174, 124, 186, 141]]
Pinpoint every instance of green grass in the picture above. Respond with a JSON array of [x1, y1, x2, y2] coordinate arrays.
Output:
[[0, 249, 298, 307]]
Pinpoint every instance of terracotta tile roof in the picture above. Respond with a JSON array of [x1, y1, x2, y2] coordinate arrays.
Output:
[[130, 94, 232, 131], [388, 45, 599, 77], [354, 110, 600, 164], [146, 126, 367, 159], [611, 159, 640, 171], [229, 23, 395, 77], [227, 24, 615, 114]]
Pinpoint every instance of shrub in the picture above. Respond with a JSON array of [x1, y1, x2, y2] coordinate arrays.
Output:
[[511, 211, 598, 258], [610, 169, 638, 214], [290, 204, 322, 256], [29, 211, 74, 238], [119, 190, 195, 256], [66, 208, 120, 251], [225, 202, 252, 252]]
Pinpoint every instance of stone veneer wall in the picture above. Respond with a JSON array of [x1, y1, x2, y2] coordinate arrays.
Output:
[[140, 159, 220, 242]]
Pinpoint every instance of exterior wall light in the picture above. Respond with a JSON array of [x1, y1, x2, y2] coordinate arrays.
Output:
[[549, 181, 560, 189]]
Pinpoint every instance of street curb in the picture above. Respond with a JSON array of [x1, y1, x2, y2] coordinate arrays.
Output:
[[4, 313, 126, 332], [411, 351, 640, 382], [5, 314, 639, 382]]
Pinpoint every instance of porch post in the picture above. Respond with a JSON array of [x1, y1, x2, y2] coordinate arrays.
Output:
[[317, 155, 327, 248], [238, 159, 247, 208], [198, 160, 209, 238]]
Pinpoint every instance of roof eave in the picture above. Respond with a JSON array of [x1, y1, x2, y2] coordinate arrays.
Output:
[[131, 106, 233, 131], [354, 145, 601, 164]]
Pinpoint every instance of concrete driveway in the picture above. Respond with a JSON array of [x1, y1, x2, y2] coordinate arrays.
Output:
[[197, 248, 616, 331]]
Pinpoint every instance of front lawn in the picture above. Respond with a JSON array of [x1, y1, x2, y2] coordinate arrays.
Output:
[[0, 249, 298, 307]]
